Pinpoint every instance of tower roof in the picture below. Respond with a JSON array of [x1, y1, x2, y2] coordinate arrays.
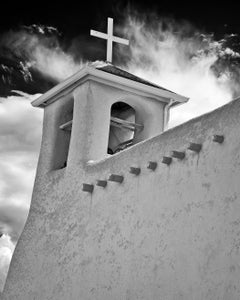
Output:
[[31, 61, 189, 108], [97, 64, 174, 93]]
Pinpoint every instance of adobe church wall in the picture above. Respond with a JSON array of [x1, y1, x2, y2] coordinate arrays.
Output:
[[3, 97, 240, 299]]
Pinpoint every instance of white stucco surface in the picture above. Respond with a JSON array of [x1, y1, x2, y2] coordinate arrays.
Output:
[[2, 94, 240, 299]]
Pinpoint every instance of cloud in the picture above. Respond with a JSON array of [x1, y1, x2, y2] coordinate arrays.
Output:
[[0, 203, 28, 243], [0, 93, 42, 210], [32, 44, 83, 82], [0, 94, 43, 290], [119, 15, 239, 127], [0, 234, 14, 292], [0, 25, 84, 85], [0, 94, 42, 153]]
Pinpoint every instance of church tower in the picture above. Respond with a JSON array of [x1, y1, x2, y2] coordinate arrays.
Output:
[[31, 61, 188, 173]]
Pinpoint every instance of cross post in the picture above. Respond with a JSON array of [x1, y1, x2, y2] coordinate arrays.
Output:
[[90, 17, 129, 63]]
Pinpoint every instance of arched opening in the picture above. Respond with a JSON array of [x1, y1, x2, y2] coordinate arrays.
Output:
[[53, 97, 74, 169], [107, 102, 143, 155]]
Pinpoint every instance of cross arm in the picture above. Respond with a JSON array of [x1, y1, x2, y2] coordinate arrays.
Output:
[[113, 36, 129, 45], [90, 30, 108, 40]]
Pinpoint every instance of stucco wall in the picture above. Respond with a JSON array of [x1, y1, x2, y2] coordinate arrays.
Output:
[[3, 97, 240, 299]]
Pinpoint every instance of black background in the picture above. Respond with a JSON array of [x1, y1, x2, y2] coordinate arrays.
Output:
[[0, 0, 239, 97], [0, 0, 239, 36]]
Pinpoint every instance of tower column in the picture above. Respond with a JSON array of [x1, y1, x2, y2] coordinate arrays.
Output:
[[67, 81, 111, 166]]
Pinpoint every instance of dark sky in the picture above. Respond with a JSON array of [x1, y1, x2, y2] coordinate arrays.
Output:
[[0, 0, 239, 97], [0, 0, 240, 36]]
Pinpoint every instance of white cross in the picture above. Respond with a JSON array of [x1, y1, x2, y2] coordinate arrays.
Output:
[[90, 17, 129, 63]]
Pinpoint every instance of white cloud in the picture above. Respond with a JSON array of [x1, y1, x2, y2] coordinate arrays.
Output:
[[0, 94, 43, 291], [32, 45, 83, 82], [0, 95, 42, 153], [0, 235, 14, 292], [0, 26, 83, 83], [121, 17, 235, 127]]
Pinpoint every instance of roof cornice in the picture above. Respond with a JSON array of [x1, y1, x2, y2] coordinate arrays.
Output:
[[31, 66, 189, 108]]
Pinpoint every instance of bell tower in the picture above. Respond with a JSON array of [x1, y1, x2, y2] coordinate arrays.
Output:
[[31, 62, 188, 173]]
